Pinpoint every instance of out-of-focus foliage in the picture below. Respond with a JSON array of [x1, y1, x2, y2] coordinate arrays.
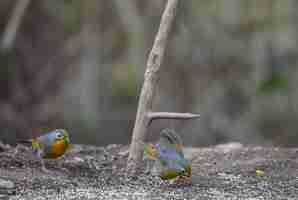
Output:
[[0, 0, 298, 146]]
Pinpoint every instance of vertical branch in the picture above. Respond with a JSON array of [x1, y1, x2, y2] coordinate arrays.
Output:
[[127, 0, 179, 172], [1, 0, 31, 50]]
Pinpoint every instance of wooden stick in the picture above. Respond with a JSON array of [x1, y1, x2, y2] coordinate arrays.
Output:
[[127, 0, 179, 173], [147, 112, 200, 126]]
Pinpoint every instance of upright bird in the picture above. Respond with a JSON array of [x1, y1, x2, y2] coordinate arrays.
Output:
[[16, 129, 70, 173], [144, 128, 191, 181]]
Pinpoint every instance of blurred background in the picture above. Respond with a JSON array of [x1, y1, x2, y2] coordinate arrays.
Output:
[[0, 0, 298, 147]]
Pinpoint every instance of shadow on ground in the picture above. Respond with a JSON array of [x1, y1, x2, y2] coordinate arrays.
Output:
[[0, 143, 298, 200]]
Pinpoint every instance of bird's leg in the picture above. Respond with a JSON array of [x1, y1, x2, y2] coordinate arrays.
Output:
[[36, 150, 51, 174], [57, 156, 70, 175], [40, 158, 52, 174]]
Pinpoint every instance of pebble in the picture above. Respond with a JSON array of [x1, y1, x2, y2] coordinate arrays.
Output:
[[0, 194, 9, 200], [2, 145, 298, 199], [0, 177, 15, 195]]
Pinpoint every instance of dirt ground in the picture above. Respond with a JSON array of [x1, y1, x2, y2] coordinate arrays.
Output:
[[0, 143, 298, 200]]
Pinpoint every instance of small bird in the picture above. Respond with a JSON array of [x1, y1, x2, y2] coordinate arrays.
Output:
[[16, 129, 70, 173], [144, 128, 191, 181]]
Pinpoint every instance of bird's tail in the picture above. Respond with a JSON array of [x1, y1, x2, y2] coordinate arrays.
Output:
[[17, 139, 40, 156], [31, 139, 40, 156]]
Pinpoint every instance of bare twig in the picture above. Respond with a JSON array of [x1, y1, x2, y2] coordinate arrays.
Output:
[[147, 112, 200, 126], [127, 0, 180, 173], [1, 0, 31, 50]]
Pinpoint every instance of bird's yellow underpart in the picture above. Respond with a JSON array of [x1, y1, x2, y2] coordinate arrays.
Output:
[[159, 165, 191, 180], [47, 139, 68, 159], [159, 168, 180, 180]]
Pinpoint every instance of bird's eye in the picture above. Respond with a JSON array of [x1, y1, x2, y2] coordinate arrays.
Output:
[[56, 132, 63, 139]]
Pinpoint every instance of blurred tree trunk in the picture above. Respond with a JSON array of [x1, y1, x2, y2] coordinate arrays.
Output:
[[78, 0, 101, 121], [113, 0, 146, 82]]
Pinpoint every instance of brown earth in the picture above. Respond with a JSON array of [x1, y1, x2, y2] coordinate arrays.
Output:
[[0, 143, 298, 200]]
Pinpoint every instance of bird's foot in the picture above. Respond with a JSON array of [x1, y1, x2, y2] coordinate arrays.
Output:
[[59, 167, 71, 175], [41, 166, 53, 174]]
